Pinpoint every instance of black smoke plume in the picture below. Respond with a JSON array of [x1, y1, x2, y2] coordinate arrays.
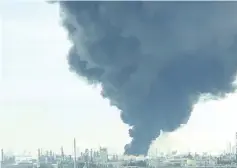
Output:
[[59, 2, 237, 155]]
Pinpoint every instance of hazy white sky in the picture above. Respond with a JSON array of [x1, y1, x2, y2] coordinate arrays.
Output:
[[0, 1, 130, 155], [0, 1, 237, 156]]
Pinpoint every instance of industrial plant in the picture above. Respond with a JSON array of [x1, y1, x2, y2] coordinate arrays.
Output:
[[1, 134, 237, 168]]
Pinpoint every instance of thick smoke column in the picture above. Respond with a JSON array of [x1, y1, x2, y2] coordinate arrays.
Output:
[[59, 2, 237, 155]]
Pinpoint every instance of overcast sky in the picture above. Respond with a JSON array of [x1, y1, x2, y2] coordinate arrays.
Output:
[[0, 1, 237, 156]]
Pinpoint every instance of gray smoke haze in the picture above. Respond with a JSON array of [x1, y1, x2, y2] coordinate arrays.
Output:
[[59, 2, 237, 155]]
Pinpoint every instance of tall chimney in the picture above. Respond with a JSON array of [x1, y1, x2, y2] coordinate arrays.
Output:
[[236, 132, 237, 162], [37, 149, 41, 168], [90, 149, 93, 162], [38, 149, 41, 159], [61, 146, 64, 160], [73, 138, 77, 168], [1, 149, 3, 162], [1, 149, 4, 166]]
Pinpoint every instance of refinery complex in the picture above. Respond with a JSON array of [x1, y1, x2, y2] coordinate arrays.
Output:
[[0, 133, 237, 168], [1, 133, 237, 168]]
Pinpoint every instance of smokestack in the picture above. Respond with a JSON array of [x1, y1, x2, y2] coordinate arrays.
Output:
[[1, 149, 3, 168], [90, 149, 93, 162], [37, 149, 41, 159], [37, 149, 41, 168], [61, 146, 64, 160], [236, 132, 237, 162], [1, 149, 3, 162], [73, 138, 77, 168]]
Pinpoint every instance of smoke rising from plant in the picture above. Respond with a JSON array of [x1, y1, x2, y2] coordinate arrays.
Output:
[[59, 2, 237, 155]]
